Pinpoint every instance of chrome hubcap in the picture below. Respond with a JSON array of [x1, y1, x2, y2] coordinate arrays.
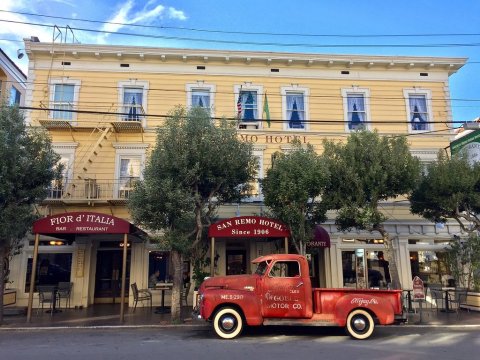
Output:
[[353, 317, 367, 331], [221, 316, 236, 331]]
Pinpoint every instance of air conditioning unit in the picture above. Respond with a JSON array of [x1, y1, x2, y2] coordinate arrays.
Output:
[[238, 122, 259, 130]]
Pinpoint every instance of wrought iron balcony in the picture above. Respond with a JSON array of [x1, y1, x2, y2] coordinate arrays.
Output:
[[43, 178, 137, 205]]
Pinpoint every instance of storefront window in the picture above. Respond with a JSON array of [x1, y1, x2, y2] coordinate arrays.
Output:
[[148, 251, 170, 284], [410, 250, 449, 286], [25, 253, 72, 293], [342, 250, 391, 289]]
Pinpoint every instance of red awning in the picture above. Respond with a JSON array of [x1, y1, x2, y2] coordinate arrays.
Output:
[[307, 225, 331, 248], [33, 212, 142, 235], [208, 216, 290, 238]]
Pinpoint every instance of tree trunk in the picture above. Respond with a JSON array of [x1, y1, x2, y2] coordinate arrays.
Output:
[[0, 247, 5, 325], [170, 250, 183, 323]]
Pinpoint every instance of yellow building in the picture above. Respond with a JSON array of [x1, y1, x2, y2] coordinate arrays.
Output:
[[8, 37, 467, 311]]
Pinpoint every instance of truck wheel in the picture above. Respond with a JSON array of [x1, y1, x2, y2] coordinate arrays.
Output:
[[346, 309, 374, 340], [213, 307, 243, 339]]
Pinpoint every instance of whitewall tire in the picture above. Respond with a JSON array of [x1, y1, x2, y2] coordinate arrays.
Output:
[[346, 309, 375, 340], [213, 307, 244, 339]]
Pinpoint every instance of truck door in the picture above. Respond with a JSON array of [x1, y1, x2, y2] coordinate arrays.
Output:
[[262, 260, 307, 318]]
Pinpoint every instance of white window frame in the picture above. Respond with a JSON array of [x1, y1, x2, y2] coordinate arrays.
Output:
[[404, 89, 433, 133], [51, 142, 78, 197], [113, 144, 148, 198], [342, 87, 371, 132], [186, 82, 216, 117], [281, 85, 310, 131], [49, 78, 81, 123], [234, 84, 264, 130], [118, 80, 149, 127]]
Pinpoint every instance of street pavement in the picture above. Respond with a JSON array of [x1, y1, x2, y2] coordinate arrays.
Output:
[[1, 303, 479, 330]]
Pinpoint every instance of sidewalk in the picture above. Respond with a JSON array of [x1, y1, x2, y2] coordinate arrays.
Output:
[[1, 304, 479, 329]]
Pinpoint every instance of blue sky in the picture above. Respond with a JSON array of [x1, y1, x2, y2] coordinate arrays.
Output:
[[1, 0, 479, 124]]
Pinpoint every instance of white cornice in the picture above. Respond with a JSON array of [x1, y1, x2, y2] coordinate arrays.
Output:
[[112, 143, 149, 150], [24, 39, 467, 74]]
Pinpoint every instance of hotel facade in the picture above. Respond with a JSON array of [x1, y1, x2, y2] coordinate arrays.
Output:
[[7, 37, 466, 310]]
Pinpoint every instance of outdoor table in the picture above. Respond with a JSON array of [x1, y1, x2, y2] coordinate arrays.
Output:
[[440, 287, 456, 313], [44, 285, 62, 314], [154, 283, 173, 314]]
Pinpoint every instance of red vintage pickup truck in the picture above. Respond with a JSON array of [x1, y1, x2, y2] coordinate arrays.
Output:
[[194, 253, 405, 340]]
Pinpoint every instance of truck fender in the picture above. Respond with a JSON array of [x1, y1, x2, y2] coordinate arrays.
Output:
[[334, 294, 395, 326], [203, 290, 263, 326]]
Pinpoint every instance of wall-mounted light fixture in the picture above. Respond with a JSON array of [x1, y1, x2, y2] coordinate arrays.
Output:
[[17, 49, 25, 59]]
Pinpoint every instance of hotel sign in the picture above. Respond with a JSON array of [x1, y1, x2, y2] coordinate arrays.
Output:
[[33, 212, 132, 234], [450, 130, 480, 164], [209, 216, 290, 238]]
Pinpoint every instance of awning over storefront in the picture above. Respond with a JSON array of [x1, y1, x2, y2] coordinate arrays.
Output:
[[208, 216, 290, 238], [307, 225, 331, 248], [208, 216, 291, 276], [33, 212, 145, 237], [27, 212, 145, 323]]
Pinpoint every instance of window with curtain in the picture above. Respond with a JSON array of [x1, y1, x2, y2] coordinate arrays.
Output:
[[408, 94, 429, 131], [191, 89, 210, 111], [122, 87, 143, 121], [286, 92, 305, 129], [52, 84, 75, 120], [239, 90, 258, 121], [347, 94, 366, 130], [118, 157, 142, 198]]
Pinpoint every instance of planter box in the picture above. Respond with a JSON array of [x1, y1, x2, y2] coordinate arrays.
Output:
[[462, 291, 480, 312], [3, 289, 16, 306]]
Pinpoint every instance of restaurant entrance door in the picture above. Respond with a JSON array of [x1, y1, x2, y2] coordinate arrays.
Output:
[[94, 249, 131, 303]]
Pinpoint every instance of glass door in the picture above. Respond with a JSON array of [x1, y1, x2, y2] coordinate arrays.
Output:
[[94, 249, 130, 303]]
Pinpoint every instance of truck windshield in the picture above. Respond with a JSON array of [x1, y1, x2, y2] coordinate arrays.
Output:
[[254, 261, 268, 276]]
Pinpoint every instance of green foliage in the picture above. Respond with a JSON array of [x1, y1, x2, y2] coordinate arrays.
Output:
[[410, 151, 480, 232], [0, 103, 61, 254], [322, 130, 420, 233], [262, 139, 329, 254], [128, 106, 257, 252], [0, 103, 60, 321], [445, 234, 480, 291]]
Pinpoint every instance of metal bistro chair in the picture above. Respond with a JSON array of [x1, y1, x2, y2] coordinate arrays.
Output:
[[57, 282, 73, 309], [37, 285, 57, 316], [449, 288, 469, 316], [181, 282, 191, 306], [130, 282, 152, 312], [428, 286, 444, 312]]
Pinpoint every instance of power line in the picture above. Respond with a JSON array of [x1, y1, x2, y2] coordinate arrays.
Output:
[[2, 9, 480, 39], [4, 79, 480, 103], [19, 105, 458, 126], [2, 18, 480, 49]]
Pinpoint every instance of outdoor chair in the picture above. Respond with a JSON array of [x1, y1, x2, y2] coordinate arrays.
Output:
[[449, 288, 469, 315], [37, 285, 57, 316], [57, 282, 73, 309], [429, 288, 444, 312], [181, 282, 191, 306], [131, 282, 152, 312]]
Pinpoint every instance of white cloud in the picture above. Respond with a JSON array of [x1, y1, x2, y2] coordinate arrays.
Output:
[[168, 7, 187, 21], [97, 1, 187, 43]]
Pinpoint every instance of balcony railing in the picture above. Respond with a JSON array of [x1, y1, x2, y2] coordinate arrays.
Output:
[[44, 179, 136, 203]]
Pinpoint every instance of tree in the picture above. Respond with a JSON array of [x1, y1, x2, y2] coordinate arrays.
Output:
[[128, 106, 257, 322], [410, 151, 480, 233], [261, 139, 330, 254], [322, 131, 421, 289], [445, 234, 480, 291], [0, 103, 60, 324]]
